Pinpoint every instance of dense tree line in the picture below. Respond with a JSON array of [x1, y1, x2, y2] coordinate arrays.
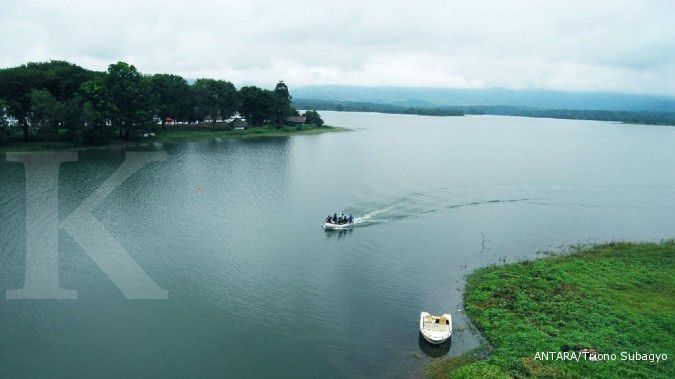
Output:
[[0, 60, 324, 145]]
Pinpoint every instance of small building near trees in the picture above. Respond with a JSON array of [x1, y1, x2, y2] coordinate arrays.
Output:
[[286, 116, 307, 124]]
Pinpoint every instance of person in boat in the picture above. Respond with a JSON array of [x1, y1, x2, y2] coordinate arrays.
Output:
[[348, 214, 354, 224], [332, 213, 338, 223], [326, 215, 332, 223]]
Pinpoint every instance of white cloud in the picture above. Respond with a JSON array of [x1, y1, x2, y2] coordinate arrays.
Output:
[[1, 0, 674, 95]]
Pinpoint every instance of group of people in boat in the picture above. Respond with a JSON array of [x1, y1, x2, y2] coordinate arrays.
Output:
[[326, 213, 354, 225]]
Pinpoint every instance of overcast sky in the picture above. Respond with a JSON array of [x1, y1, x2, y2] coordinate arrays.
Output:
[[1, 0, 674, 96]]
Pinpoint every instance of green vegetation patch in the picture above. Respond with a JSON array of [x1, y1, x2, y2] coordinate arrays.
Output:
[[155, 124, 343, 143], [0, 125, 344, 153], [428, 241, 675, 378]]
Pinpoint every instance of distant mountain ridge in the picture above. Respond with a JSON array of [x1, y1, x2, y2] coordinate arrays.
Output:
[[293, 86, 675, 112]]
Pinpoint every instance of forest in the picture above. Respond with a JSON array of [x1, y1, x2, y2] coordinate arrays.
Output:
[[0, 61, 324, 146]]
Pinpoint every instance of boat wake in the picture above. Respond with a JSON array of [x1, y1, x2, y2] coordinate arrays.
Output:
[[344, 191, 535, 228]]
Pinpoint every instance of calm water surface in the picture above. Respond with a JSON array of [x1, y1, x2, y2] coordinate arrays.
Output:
[[1, 113, 674, 377]]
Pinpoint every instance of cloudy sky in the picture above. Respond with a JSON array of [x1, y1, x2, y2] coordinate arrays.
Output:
[[1, 0, 674, 95]]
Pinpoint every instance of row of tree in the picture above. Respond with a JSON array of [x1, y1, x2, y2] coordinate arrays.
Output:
[[0, 60, 323, 145]]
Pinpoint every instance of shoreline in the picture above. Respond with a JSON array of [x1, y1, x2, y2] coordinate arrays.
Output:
[[0, 124, 346, 153], [426, 240, 674, 378], [295, 102, 675, 126]]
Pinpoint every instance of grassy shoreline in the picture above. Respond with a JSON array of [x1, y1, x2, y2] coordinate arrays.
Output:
[[427, 241, 675, 378], [155, 124, 344, 143], [0, 124, 345, 153]]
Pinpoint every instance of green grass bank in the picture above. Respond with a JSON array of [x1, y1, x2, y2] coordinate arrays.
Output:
[[428, 241, 674, 378], [0, 124, 344, 153], [155, 123, 343, 143]]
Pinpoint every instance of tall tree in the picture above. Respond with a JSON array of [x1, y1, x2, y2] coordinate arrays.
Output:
[[149, 73, 192, 127], [104, 62, 154, 139], [78, 77, 116, 144], [0, 99, 12, 142], [273, 81, 294, 127], [28, 89, 62, 141], [238, 86, 276, 126], [192, 79, 238, 125], [61, 97, 84, 144], [0, 65, 41, 140]]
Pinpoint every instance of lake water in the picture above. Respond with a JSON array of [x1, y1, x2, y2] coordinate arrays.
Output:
[[1, 112, 674, 377]]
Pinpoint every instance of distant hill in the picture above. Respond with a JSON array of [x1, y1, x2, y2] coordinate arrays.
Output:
[[293, 86, 675, 112]]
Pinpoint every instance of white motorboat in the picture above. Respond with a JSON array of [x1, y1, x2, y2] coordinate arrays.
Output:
[[419, 312, 452, 344], [322, 221, 354, 230]]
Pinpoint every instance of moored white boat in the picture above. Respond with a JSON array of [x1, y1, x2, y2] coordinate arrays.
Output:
[[419, 312, 452, 344]]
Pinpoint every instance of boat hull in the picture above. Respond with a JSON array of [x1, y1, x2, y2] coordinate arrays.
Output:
[[419, 312, 452, 344], [420, 331, 450, 345], [322, 222, 354, 230]]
